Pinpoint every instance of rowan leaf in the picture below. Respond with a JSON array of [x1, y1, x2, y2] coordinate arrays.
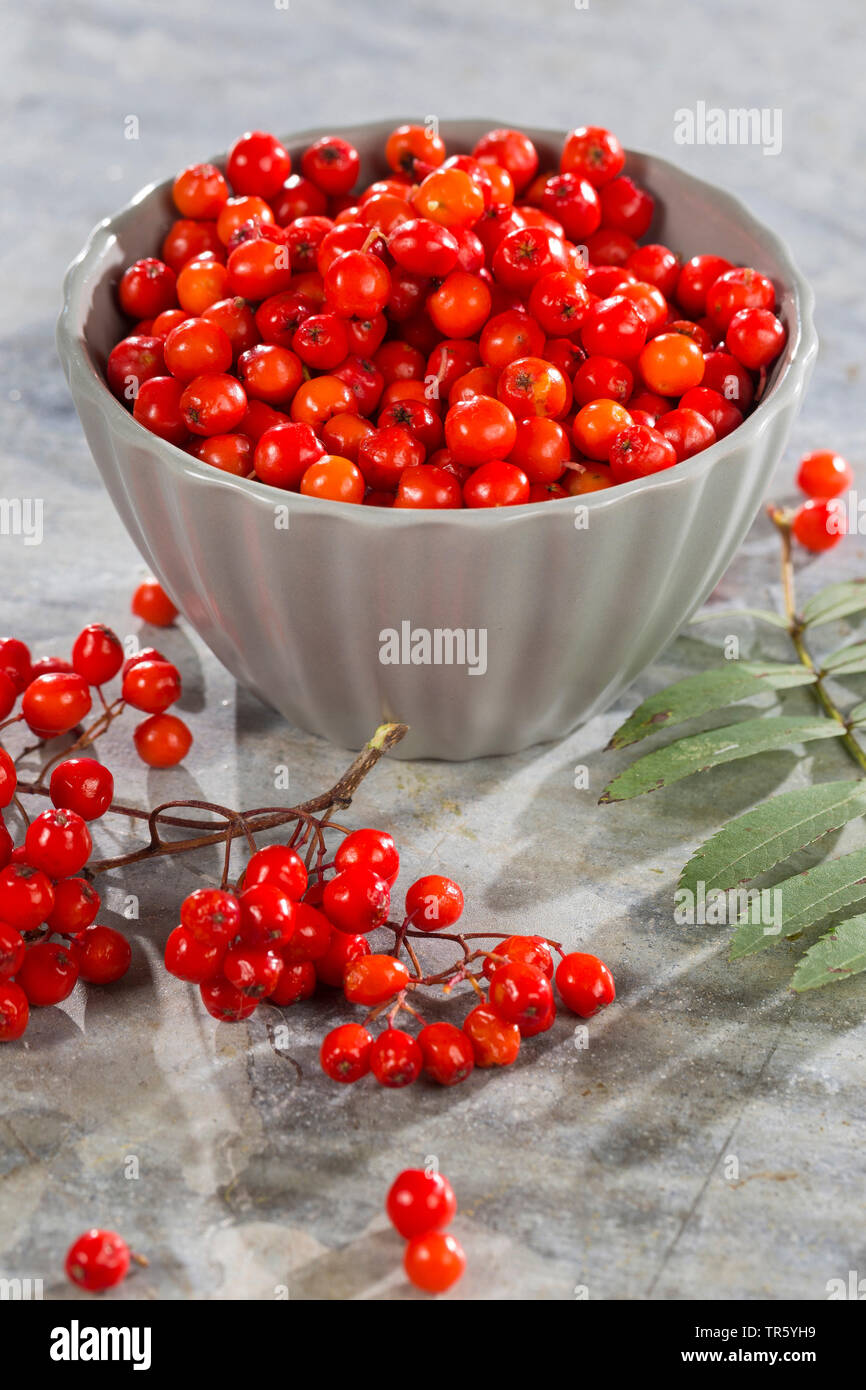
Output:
[[678, 780, 866, 896], [729, 846, 866, 958], [820, 641, 866, 676], [690, 607, 789, 629], [848, 702, 866, 727], [802, 580, 866, 629], [600, 717, 844, 803], [791, 915, 866, 991], [609, 663, 817, 750]]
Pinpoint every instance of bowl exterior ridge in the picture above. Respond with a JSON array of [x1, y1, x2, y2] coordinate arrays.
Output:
[[57, 121, 817, 760]]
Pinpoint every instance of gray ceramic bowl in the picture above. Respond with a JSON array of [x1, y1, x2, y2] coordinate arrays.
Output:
[[57, 119, 816, 760]]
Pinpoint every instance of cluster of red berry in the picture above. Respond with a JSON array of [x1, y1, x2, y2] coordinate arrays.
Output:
[[0, 747, 130, 1041], [107, 122, 787, 508], [790, 449, 854, 552], [387, 1168, 465, 1294], [164, 823, 615, 1088], [0, 593, 194, 1043]]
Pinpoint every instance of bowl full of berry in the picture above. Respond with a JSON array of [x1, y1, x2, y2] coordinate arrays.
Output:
[[57, 119, 817, 759]]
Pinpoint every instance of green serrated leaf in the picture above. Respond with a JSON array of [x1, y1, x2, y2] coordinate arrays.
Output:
[[802, 580, 866, 629], [821, 641, 866, 675], [791, 915, 866, 991], [730, 846, 866, 958], [690, 607, 790, 629], [609, 663, 816, 750], [600, 717, 844, 804], [679, 780, 866, 896]]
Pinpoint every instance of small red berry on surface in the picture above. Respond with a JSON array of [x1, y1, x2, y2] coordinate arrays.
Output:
[[482, 934, 554, 979], [50, 758, 114, 821], [164, 924, 225, 984], [343, 953, 410, 1006], [180, 887, 241, 945], [404, 875, 464, 932], [77, 925, 133, 985], [0, 863, 55, 932], [281, 902, 332, 964], [555, 952, 616, 1017], [65, 1229, 131, 1292], [488, 961, 555, 1033], [133, 713, 193, 767], [200, 977, 259, 1022], [0, 747, 18, 809], [25, 808, 92, 878], [369, 1026, 423, 1088], [795, 451, 854, 500], [0, 921, 26, 979], [242, 844, 308, 901], [0, 980, 29, 1041], [269, 959, 317, 1005], [463, 1004, 521, 1067], [791, 498, 848, 552], [334, 828, 400, 885], [320, 1021, 374, 1082], [131, 579, 178, 627], [315, 930, 368, 987], [21, 672, 92, 737], [224, 944, 284, 998], [323, 867, 390, 934], [418, 1021, 475, 1085], [45, 877, 100, 936], [17, 941, 80, 1006], [386, 1168, 457, 1239], [238, 882, 296, 946], [404, 1231, 466, 1294], [71, 624, 124, 687]]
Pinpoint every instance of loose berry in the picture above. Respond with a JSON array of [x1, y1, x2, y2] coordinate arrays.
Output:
[[133, 713, 192, 766], [404, 1231, 466, 1294], [792, 498, 847, 552], [386, 1168, 457, 1238], [21, 672, 92, 737], [65, 1229, 131, 1291], [555, 951, 615, 1017], [131, 579, 178, 627], [796, 450, 854, 500]]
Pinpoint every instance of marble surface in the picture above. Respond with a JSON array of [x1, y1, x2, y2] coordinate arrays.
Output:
[[1, 0, 865, 1300]]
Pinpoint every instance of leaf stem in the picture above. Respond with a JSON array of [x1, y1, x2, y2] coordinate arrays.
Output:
[[771, 509, 866, 775]]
